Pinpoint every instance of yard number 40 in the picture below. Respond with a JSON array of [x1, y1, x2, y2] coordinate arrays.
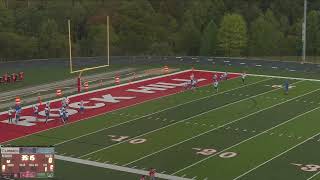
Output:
[[108, 135, 147, 144]]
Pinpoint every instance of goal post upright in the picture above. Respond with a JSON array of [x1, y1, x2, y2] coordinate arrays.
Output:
[[68, 17, 110, 93]]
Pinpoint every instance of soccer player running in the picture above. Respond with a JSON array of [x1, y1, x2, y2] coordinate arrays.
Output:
[[213, 80, 219, 93], [224, 72, 228, 80], [64, 110, 69, 123], [15, 108, 21, 124], [284, 80, 289, 95], [191, 78, 198, 91], [8, 107, 13, 124], [46, 102, 51, 109], [59, 108, 65, 124], [65, 97, 70, 107], [213, 73, 218, 82], [45, 106, 50, 124], [33, 105, 39, 121], [79, 100, 85, 114], [241, 72, 247, 85]]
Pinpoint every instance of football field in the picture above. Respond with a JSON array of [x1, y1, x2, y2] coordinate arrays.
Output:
[[2, 69, 320, 180]]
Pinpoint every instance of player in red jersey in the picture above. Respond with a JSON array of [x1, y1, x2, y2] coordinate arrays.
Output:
[[149, 168, 156, 180], [140, 175, 146, 180]]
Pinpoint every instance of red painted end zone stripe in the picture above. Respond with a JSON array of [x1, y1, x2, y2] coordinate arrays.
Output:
[[0, 70, 240, 143]]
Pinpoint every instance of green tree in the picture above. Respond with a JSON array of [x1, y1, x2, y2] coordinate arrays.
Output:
[[200, 20, 218, 56], [0, 32, 37, 61], [306, 10, 320, 56], [218, 13, 248, 56], [176, 18, 201, 55], [249, 10, 284, 56], [38, 19, 67, 58], [0, 2, 14, 31], [80, 25, 110, 56]]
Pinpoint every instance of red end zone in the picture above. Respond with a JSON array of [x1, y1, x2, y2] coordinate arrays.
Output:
[[0, 70, 240, 143]]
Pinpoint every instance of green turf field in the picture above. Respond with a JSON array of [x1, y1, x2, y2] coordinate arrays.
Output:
[[5, 71, 320, 180]]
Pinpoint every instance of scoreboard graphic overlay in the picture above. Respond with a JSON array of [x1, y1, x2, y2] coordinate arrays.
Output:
[[1, 147, 54, 179]]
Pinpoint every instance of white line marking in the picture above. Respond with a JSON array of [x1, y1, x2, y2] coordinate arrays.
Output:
[[198, 69, 320, 82], [307, 171, 320, 180], [80, 79, 280, 158], [54, 78, 270, 146], [173, 96, 320, 176], [1, 70, 197, 144], [55, 155, 191, 180], [233, 132, 320, 180], [124, 82, 309, 166]]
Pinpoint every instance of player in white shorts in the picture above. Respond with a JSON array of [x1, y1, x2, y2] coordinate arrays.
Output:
[[33, 105, 39, 121], [213, 80, 219, 93]]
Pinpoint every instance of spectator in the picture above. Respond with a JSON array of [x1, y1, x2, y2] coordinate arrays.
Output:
[[149, 168, 156, 180], [3, 73, 8, 83], [12, 73, 17, 82], [19, 72, 24, 81]]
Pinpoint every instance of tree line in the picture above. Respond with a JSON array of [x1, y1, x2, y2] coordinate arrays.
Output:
[[0, 0, 320, 61]]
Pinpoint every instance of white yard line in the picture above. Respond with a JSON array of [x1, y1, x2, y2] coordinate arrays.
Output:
[[197, 69, 320, 82], [54, 77, 270, 146], [1, 70, 199, 144], [55, 155, 192, 180], [233, 131, 320, 180], [0, 70, 190, 117], [79, 79, 294, 159], [307, 171, 320, 180], [172, 90, 320, 175], [123, 81, 305, 166]]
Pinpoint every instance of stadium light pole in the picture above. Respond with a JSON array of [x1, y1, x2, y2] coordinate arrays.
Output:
[[302, 0, 307, 64]]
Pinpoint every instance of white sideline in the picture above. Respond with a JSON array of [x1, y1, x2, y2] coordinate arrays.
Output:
[[55, 77, 270, 146], [308, 171, 320, 180], [173, 92, 320, 176], [197, 69, 320, 82], [234, 131, 320, 180], [79, 78, 275, 158], [55, 155, 192, 180], [124, 80, 305, 166]]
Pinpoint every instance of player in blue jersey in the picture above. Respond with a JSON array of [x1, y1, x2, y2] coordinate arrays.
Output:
[[15, 108, 21, 124], [59, 108, 65, 124], [284, 80, 289, 95], [64, 110, 69, 123], [79, 100, 85, 114], [191, 78, 198, 90], [45, 106, 50, 124]]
